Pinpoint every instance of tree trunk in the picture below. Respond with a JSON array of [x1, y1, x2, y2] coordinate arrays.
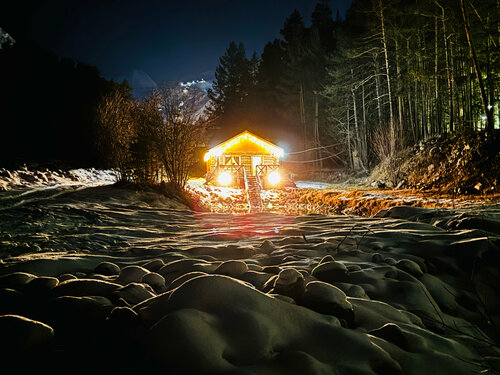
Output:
[[460, 0, 493, 132], [374, 56, 383, 128], [299, 83, 307, 155], [378, 0, 395, 151], [438, 1, 454, 132], [434, 16, 441, 134]]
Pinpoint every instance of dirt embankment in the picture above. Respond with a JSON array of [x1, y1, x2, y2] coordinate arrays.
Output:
[[370, 131, 499, 195], [263, 188, 495, 217]]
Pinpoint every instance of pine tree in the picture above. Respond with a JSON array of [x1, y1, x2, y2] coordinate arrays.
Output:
[[206, 41, 253, 128]]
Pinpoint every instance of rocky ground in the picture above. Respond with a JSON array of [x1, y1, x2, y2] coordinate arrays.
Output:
[[370, 131, 499, 195], [1, 179, 499, 374]]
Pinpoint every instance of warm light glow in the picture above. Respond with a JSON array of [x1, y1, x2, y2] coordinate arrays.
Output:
[[268, 171, 281, 186], [205, 131, 284, 162], [218, 171, 232, 186], [203, 152, 210, 162]]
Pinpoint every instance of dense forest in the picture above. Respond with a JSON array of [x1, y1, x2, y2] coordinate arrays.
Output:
[[207, 0, 499, 172]]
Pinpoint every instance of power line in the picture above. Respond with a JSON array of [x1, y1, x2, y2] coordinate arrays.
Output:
[[286, 143, 340, 155], [283, 151, 345, 163]]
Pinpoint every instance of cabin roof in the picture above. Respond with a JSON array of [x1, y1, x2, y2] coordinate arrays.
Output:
[[204, 130, 284, 161]]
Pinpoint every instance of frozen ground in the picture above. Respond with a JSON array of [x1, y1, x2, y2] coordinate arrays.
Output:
[[295, 180, 335, 190], [1, 172, 500, 373], [0, 167, 117, 192]]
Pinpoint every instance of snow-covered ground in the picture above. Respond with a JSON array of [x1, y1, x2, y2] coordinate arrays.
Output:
[[294, 180, 335, 190], [0, 178, 499, 373], [0, 167, 117, 192]]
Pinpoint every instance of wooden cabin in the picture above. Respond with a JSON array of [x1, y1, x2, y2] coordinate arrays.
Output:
[[204, 130, 284, 188]]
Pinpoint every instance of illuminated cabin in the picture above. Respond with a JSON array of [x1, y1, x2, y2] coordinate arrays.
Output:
[[204, 130, 284, 188]]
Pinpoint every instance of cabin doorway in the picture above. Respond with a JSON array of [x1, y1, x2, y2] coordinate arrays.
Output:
[[251, 156, 261, 175]]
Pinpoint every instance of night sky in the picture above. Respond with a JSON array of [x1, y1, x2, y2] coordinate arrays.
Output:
[[2, 0, 352, 84]]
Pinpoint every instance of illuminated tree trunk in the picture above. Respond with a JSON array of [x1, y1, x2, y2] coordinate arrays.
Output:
[[377, 0, 395, 153], [299, 83, 307, 155], [373, 56, 382, 128], [460, 0, 493, 132], [434, 16, 441, 134]]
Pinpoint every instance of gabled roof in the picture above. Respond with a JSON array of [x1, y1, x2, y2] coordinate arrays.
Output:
[[204, 130, 284, 161]]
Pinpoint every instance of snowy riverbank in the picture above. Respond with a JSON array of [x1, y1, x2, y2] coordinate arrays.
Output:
[[0, 181, 499, 373], [0, 167, 117, 192]]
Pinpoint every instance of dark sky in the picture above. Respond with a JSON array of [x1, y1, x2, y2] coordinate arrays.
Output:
[[3, 0, 352, 83]]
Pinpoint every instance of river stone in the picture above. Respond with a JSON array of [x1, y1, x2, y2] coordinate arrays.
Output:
[[0, 288, 25, 315], [347, 285, 369, 299], [239, 271, 274, 291], [158, 259, 202, 276], [311, 261, 349, 283], [114, 283, 156, 306], [58, 274, 77, 282], [215, 260, 248, 277], [271, 268, 305, 300], [262, 266, 281, 274], [142, 272, 166, 291], [116, 265, 150, 284], [94, 261, 121, 276], [372, 253, 384, 263], [384, 258, 397, 266], [142, 259, 165, 272], [300, 281, 354, 324], [319, 255, 336, 264], [107, 306, 140, 328], [369, 323, 410, 351], [25, 277, 59, 294], [0, 314, 54, 353], [0, 272, 36, 289], [395, 259, 424, 278], [259, 240, 277, 254], [168, 272, 207, 291], [52, 278, 121, 298]]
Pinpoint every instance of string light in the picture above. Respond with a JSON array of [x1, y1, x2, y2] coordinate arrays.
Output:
[[204, 131, 284, 161]]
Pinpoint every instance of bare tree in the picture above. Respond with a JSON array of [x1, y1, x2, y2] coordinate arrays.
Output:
[[96, 89, 135, 181], [147, 86, 207, 190]]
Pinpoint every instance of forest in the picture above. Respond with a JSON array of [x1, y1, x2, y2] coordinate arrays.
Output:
[[207, 0, 499, 172]]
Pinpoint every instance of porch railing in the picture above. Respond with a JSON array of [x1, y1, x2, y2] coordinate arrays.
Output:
[[206, 164, 245, 183], [256, 164, 280, 177]]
